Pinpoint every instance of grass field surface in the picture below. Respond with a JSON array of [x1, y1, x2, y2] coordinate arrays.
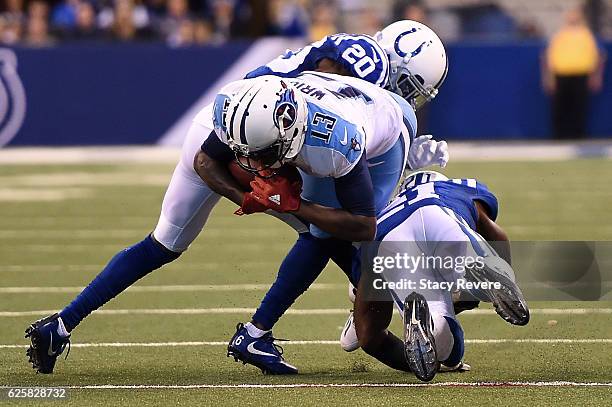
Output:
[[1, 158, 611, 405]]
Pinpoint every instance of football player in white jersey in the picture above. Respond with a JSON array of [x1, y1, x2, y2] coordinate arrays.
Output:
[[340, 171, 529, 382], [24, 21, 450, 376], [197, 72, 413, 374], [216, 21, 450, 374]]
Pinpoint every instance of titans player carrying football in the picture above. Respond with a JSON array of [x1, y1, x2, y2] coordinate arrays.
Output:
[[221, 22, 448, 374], [340, 171, 529, 381], [24, 21, 449, 375]]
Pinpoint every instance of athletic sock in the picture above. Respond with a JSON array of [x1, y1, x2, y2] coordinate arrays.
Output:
[[441, 316, 465, 367], [245, 322, 269, 338], [59, 235, 180, 332], [56, 317, 70, 338]]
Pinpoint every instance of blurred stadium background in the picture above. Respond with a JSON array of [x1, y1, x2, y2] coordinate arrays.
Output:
[[1, 0, 612, 404], [0, 0, 611, 146]]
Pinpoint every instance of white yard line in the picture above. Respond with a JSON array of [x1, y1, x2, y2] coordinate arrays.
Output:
[[0, 229, 282, 239], [54, 382, 612, 389], [0, 262, 278, 273], [0, 284, 344, 294], [1, 339, 612, 349], [0, 382, 610, 389], [468, 308, 612, 315], [1, 308, 611, 317], [0, 308, 346, 317], [3, 243, 287, 252]]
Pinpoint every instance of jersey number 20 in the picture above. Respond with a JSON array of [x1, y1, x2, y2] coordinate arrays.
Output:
[[341, 44, 376, 78]]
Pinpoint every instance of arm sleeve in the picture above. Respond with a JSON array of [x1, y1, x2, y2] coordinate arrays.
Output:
[[200, 131, 235, 163], [245, 39, 324, 79], [333, 154, 376, 217], [245, 34, 389, 87]]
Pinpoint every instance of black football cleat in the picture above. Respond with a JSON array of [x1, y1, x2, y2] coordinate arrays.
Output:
[[403, 292, 439, 382], [25, 314, 71, 374], [452, 289, 480, 315]]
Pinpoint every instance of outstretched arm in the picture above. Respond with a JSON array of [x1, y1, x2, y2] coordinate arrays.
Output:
[[194, 150, 244, 206], [293, 202, 376, 242], [291, 156, 377, 242], [475, 201, 511, 264]]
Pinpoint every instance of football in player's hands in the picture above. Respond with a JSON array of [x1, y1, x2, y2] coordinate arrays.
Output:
[[227, 160, 302, 191], [249, 175, 302, 213], [273, 165, 302, 186], [230, 161, 303, 215], [227, 160, 256, 191]]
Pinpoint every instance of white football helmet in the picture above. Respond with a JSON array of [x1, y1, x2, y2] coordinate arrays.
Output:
[[224, 76, 308, 172], [401, 170, 448, 191], [375, 20, 448, 109]]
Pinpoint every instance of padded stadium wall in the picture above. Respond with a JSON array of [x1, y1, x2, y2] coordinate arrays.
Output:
[[1, 40, 611, 147]]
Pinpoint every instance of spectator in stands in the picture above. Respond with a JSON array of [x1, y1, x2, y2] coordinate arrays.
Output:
[[145, 0, 167, 18], [71, 1, 102, 39], [267, 0, 308, 38], [0, 0, 24, 44], [157, 0, 194, 45], [543, 6, 607, 139], [208, 0, 233, 43], [308, 1, 337, 41], [112, 0, 137, 40], [193, 18, 212, 44], [23, 0, 54, 46], [99, 0, 153, 40], [51, 0, 80, 30], [392, 0, 426, 23]]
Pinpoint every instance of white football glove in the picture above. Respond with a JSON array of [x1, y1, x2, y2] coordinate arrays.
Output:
[[407, 135, 449, 170]]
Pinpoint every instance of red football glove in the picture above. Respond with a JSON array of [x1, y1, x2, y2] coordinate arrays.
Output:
[[248, 174, 302, 213], [235, 191, 269, 216]]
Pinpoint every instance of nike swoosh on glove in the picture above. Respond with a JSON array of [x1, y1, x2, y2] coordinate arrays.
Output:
[[408, 135, 450, 170]]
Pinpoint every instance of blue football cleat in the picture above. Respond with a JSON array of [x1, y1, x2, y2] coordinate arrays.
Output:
[[25, 314, 71, 374], [404, 292, 439, 382], [227, 323, 298, 375]]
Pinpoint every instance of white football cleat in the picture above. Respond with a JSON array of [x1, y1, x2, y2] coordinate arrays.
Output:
[[339, 311, 360, 352], [439, 361, 471, 373], [404, 292, 439, 382]]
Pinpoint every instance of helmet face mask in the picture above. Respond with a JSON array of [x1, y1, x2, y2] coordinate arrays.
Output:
[[395, 66, 445, 110], [233, 136, 293, 177], [377, 20, 448, 110]]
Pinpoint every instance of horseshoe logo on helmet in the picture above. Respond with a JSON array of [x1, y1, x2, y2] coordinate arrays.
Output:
[[394, 29, 432, 59], [0, 48, 26, 147]]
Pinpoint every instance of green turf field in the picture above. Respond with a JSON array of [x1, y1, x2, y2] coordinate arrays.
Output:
[[1, 159, 611, 406]]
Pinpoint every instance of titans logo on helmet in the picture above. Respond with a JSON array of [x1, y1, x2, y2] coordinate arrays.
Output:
[[273, 81, 298, 132]]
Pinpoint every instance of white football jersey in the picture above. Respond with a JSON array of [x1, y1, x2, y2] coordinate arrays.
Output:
[[194, 73, 413, 178]]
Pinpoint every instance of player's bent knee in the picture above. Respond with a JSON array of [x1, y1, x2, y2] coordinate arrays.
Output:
[[152, 216, 192, 253], [149, 234, 181, 257]]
